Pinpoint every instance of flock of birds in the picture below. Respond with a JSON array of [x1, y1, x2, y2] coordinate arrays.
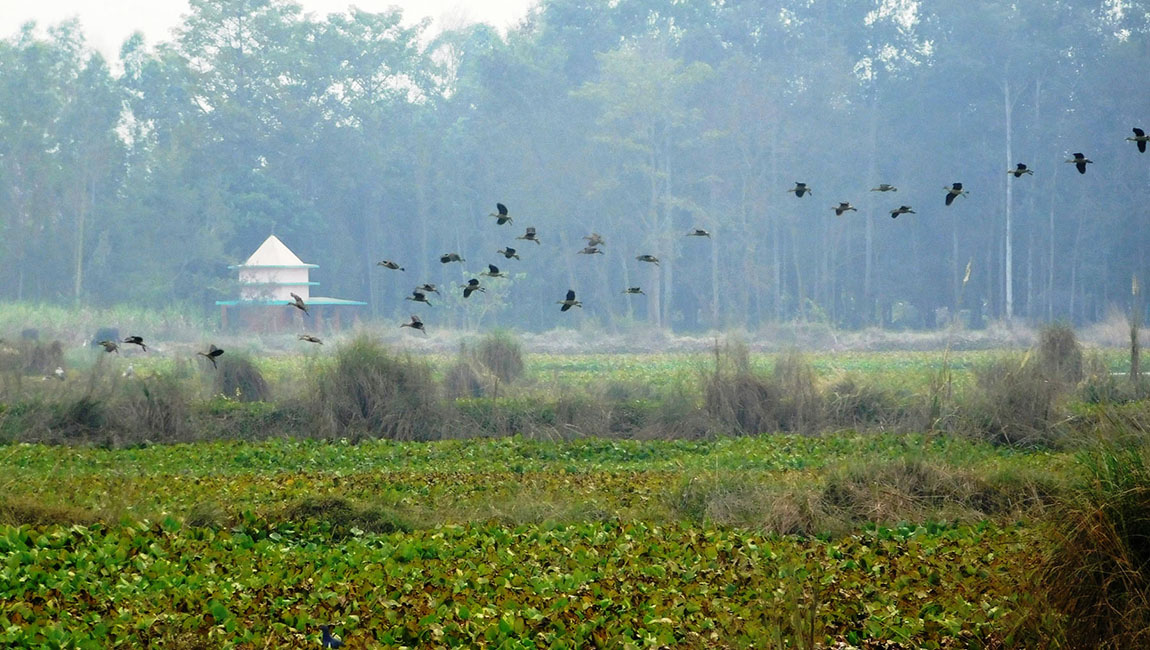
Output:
[[83, 127, 1147, 364]]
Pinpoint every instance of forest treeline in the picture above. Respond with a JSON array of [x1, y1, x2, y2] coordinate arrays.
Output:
[[1, 0, 1148, 332]]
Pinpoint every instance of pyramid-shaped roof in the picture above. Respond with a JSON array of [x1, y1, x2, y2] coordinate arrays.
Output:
[[236, 235, 318, 268]]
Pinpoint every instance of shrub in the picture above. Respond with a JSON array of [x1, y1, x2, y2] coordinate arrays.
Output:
[[1037, 322, 1084, 386], [964, 355, 1065, 447], [279, 495, 411, 538], [473, 330, 525, 384], [111, 373, 191, 442], [443, 356, 489, 399], [772, 348, 820, 431], [823, 375, 909, 431], [308, 335, 441, 440], [703, 343, 823, 434], [212, 354, 271, 402], [1041, 446, 1150, 648]]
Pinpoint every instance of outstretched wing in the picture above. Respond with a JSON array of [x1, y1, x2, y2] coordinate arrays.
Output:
[[497, 202, 508, 216], [566, 289, 576, 301]]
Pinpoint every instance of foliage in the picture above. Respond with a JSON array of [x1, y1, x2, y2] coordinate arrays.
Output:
[[212, 353, 271, 403]]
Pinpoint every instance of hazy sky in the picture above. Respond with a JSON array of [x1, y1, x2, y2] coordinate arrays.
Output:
[[0, 1, 537, 60]]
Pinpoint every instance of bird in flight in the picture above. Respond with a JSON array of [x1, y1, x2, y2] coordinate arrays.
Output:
[[787, 182, 812, 197], [889, 205, 916, 219], [122, 336, 147, 351], [98, 340, 119, 353], [583, 232, 605, 247], [622, 287, 645, 295], [832, 202, 857, 216], [289, 292, 309, 315], [406, 290, 433, 306], [578, 246, 604, 255], [298, 334, 323, 344], [400, 314, 426, 334], [1128, 127, 1148, 153], [462, 278, 486, 298], [944, 183, 968, 206], [376, 260, 404, 270], [1065, 152, 1093, 174], [636, 254, 660, 266], [557, 289, 582, 311], [686, 228, 711, 237], [1007, 163, 1033, 178], [516, 227, 541, 245], [415, 283, 440, 295], [440, 252, 465, 264], [198, 344, 224, 368], [489, 202, 513, 225], [497, 247, 520, 260], [870, 184, 898, 192], [481, 264, 507, 278]]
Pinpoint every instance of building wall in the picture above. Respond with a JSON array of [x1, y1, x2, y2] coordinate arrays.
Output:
[[238, 267, 312, 301]]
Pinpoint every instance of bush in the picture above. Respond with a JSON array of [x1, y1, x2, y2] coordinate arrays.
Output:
[[213, 354, 271, 402], [772, 349, 820, 431], [1041, 446, 1150, 648], [964, 355, 1065, 447], [703, 343, 823, 434], [111, 373, 192, 442], [823, 375, 909, 430], [473, 330, 525, 384], [1037, 322, 1084, 386], [308, 335, 442, 440], [279, 495, 411, 538], [443, 356, 489, 399]]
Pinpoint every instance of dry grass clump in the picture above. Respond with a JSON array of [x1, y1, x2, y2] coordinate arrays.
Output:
[[473, 330, 525, 384], [111, 373, 191, 442], [308, 335, 442, 440], [443, 355, 491, 399], [671, 473, 824, 535], [704, 342, 823, 434], [1041, 446, 1150, 648], [278, 495, 411, 538], [823, 375, 912, 431], [0, 496, 100, 526], [212, 353, 271, 402], [964, 355, 1065, 448], [1037, 322, 1084, 387]]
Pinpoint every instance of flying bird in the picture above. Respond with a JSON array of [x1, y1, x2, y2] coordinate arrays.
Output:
[[832, 202, 857, 216], [516, 227, 541, 245], [583, 233, 605, 247], [944, 183, 968, 206], [497, 247, 520, 260], [481, 264, 507, 278], [415, 283, 440, 294], [440, 252, 465, 264], [400, 314, 426, 334], [787, 182, 812, 197], [1065, 152, 1093, 174], [1007, 163, 1033, 177], [376, 260, 404, 270], [636, 254, 660, 266], [1128, 127, 1148, 153], [289, 292, 309, 315], [623, 287, 645, 295], [406, 290, 433, 306], [198, 344, 224, 369], [122, 336, 147, 351], [462, 278, 486, 298], [98, 340, 119, 354], [890, 205, 916, 219], [686, 228, 711, 237], [298, 334, 323, 344], [489, 202, 513, 225], [557, 289, 582, 311], [870, 184, 898, 192], [578, 246, 604, 255]]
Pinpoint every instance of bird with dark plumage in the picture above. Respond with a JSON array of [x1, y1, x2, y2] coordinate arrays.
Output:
[[622, 287, 645, 295], [890, 205, 916, 219], [298, 334, 323, 344], [1065, 153, 1093, 174], [577, 246, 604, 255], [636, 254, 660, 266], [686, 228, 711, 237], [497, 247, 520, 260], [401, 314, 426, 334], [98, 340, 119, 354], [406, 290, 433, 306], [944, 183, 968, 206], [1129, 128, 1149, 153], [377, 260, 404, 271], [481, 264, 507, 278], [123, 336, 147, 351], [557, 289, 582, 311], [462, 278, 486, 298], [440, 252, 465, 264], [870, 184, 898, 192], [516, 227, 541, 245], [198, 344, 224, 369], [416, 283, 440, 295], [489, 202, 513, 225], [583, 232, 605, 247], [787, 182, 812, 197], [319, 624, 344, 648], [832, 202, 857, 216], [289, 292, 309, 315], [1007, 163, 1033, 178]]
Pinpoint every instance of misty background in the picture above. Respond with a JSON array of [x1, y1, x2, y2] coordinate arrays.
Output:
[[1, 0, 1148, 333]]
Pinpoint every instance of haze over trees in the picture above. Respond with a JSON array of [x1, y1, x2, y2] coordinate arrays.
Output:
[[0, 0, 1147, 332]]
